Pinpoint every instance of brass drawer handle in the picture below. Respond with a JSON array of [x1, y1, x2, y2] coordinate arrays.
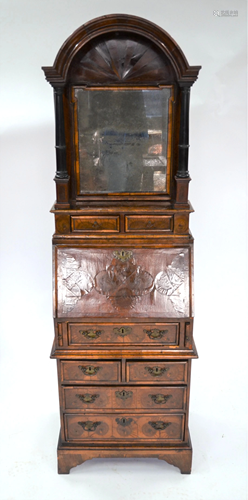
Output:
[[113, 326, 132, 337], [149, 394, 172, 404], [144, 328, 168, 339], [78, 420, 101, 431], [116, 417, 133, 427], [80, 329, 102, 339], [115, 390, 133, 400], [145, 366, 168, 377], [76, 393, 99, 403], [78, 365, 100, 376], [149, 421, 171, 431]]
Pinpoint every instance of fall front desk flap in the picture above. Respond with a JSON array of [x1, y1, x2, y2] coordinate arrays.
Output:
[[55, 247, 192, 318]]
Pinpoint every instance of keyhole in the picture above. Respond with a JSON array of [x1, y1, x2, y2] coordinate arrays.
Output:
[[121, 328, 125, 334]]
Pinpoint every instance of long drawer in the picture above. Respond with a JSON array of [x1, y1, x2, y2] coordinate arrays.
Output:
[[63, 386, 186, 410], [65, 413, 185, 442], [61, 361, 121, 384], [67, 322, 179, 346]]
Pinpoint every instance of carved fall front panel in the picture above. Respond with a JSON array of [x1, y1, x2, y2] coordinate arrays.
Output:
[[55, 247, 191, 318]]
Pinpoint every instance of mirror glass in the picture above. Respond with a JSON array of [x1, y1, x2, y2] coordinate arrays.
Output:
[[74, 88, 172, 193]]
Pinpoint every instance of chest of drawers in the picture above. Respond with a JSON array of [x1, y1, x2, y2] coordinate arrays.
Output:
[[51, 238, 197, 474], [43, 14, 200, 474]]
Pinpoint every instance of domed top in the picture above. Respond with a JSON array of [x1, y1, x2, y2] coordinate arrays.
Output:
[[42, 14, 201, 87]]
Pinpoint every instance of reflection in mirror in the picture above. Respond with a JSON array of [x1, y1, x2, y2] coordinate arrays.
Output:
[[74, 88, 172, 193]]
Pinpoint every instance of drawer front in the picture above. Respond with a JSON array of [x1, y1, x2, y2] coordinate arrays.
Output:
[[127, 361, 187, 384], [125, 215, 173, 232], [61, 361, 121, 383], [65, 413, 184, 442], [71, 216, 119, 233], [174, 214, 189, 234], [68, 323, 179, 346], [63, 386, 186, 410]]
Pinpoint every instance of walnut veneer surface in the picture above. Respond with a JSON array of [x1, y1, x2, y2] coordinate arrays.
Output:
[[44, 14, 200, 474]]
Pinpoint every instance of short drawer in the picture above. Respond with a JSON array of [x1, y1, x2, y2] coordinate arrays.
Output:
[[65, 413, 185, 442], [125, 215, 173, 232], [67, 323, 179, 346], [63, 386, 186, 411], [71, 216, 120, 232], [60, 361, 121, 384], [127, 361, 188, 384]]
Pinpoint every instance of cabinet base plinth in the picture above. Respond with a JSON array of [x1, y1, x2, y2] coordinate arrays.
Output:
[[57, 435, 192, 475]]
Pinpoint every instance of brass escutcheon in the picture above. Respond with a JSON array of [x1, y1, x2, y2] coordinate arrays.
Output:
[[144, 328, 168, 339], [78, 365, 100, 376], [149, 421, 171, 431], [113, 326, 132, 337], [115, 390, 133, 400], [92, 221, 101, 229], [76, 393, 99, 404], [113, 250, 133, 262], [78, 420, 101, 431], [80, 329, 102, 339], [149, 394, 172, 404], [146, 220, 155, 229], [145, 366, 168, 377], [116, 417, 133, 427]]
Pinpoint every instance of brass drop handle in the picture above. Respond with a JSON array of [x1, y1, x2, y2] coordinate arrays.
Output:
[[116, 417, 133, 427], [149, 421, 171, 431], [115, 390, 133, 400], [113, 326, 132, 337], [149, 394, 172, 404], [80, 329, 102, 339], [144, 329, 168, 339], [78, 420, 101, 431], [76, 393, 99, 403], [145, 366, 168, 377], [78, 365, 100, 376]]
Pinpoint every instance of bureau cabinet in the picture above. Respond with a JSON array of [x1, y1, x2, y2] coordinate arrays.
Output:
[[43, 14, 200, 474]]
